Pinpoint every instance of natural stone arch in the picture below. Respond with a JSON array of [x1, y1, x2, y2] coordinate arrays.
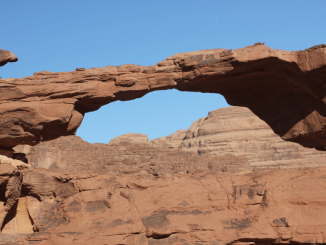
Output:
[[0, 43, 326, 150]]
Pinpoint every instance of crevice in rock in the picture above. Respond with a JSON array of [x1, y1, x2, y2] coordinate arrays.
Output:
[[12, 153, 28, 164], [147, 232, 176, 239]]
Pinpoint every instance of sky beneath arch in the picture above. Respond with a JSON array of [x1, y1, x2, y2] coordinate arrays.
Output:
[[1, 0, 325, 143]]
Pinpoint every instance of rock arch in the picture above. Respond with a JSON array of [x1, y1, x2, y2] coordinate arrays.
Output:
[[1, 43, 326, 150]]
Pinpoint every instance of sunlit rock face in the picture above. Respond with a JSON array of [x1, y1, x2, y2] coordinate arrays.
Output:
[[108, 133, 149, 145], [1, 162, 326, 244], [151, 106, 326, 169], [14, 135, 249, 174], [2, 44, 326, 244], [1, 44, 326, 150]]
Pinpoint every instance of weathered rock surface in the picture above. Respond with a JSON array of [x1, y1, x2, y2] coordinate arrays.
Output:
[[151, 106, 326, 169], [14, 135, 249, 175], [1, 43, 326, 150], [1, 162, 326, 244], [0, 49, 18, 67], [108, 133, 149, 145]]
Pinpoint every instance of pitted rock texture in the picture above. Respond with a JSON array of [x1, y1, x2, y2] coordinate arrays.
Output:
[[151, 106, 326, 169], [1, 163, 326, 244], [0, 49, 18, 67], [14, 135, 249, 175], [1, 43, 326, 150]]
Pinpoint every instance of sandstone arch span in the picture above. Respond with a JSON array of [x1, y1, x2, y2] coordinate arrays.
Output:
[[1, 43, 326, 150]]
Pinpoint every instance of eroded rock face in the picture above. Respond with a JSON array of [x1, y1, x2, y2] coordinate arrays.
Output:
[[1, 163, 326, 244], [1, 43, 326, 150], [108, 133, 149, 145], [0, 49, 18, 67], [14, 135, 249, 175], [151, 106, 326, 169]]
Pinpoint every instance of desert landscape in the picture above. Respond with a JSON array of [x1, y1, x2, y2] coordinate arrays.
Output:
[[0, 43, 326, 244]]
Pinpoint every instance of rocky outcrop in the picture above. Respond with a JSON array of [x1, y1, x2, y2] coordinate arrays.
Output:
[[151, 106, 326, 169], [0, 49, 18, 67], [1, 44, 326, 150], [108, 133, 149, 145], [14, 135, 249, 175], [1, 162, 326, 244]]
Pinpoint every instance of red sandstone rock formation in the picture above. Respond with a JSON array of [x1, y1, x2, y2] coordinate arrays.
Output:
[[1, 162, 326, 244], [14, 135, 249, 174], [1, 44, 326, 150], [108, 133, 149, 145], [0, 49, 18, 67], [151, 106, 326, 169], [2, 44, 326, 245]]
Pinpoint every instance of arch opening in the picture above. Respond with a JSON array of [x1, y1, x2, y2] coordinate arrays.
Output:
[[76, 89, 229, 143]]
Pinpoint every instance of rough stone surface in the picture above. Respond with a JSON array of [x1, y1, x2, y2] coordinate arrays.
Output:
[[0, 49, 18, 67], [14, 135, 249, 175], [1, 163, 326, 244], [109, 133, 149, 145], [151, 106, 326, 169], [1, 44, 326, 150]]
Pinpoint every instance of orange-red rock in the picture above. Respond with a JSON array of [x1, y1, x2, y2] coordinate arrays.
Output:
[[1, 163, 326, 244], [14, 135, 249, 174], [1, 44, 326, 150], [0, 49, 18, 67], [151, 106, 326, 169]]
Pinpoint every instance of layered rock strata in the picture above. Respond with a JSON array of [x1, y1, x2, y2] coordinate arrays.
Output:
[[151, 106, 326, 169], [108, 133, 149, 145], [14, 135, 249, 175], [1, 162, 326, 244], [1, 44, 326, 150]]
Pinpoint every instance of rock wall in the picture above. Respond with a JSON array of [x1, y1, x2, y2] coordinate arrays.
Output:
[[1, 44, 326, 150], [14, 135, 249, 175], [1, 162, 326, 244], [151, 106, 326, 169]]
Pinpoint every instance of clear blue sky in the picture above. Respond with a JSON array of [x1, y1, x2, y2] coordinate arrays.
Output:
[[1, 1, 325, 143]]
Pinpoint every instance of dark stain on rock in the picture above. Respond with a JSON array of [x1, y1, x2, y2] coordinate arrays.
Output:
[[187, 54, 204, 61], [37, 210, 56, 227], [260, 190, 268, 208], [223, 218, 252, 230], [67, 200, 81, 212], [85, 200, 110, 212], [233, 186, 240, 203], [40, 216, 70, 231], [273, 217, 289, 227], [172, 210, 202, 215], [110, 219, 133, 227], [142, 212, 170, 229], [197, 58, 220, 65], [92, 218, 133, 228], [248, 188, 255, 199], [178, 200, 189, 207], [54, 182, 76, 199]]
